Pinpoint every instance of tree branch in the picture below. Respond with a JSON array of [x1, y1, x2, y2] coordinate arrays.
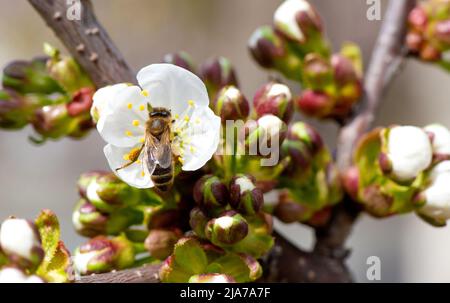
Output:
[[336, 0, 416, 172], [28, 0, 135, 87], [77, 264, 160, 283]]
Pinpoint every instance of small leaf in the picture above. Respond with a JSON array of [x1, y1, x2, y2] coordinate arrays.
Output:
[[206, 253, 262, 282], [35, 209, 60, 270], [173, 237, 208, 275]]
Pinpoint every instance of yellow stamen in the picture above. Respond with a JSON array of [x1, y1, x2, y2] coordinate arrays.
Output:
[[175, 114, 180, 119], [141, 90, 149, 97], [178, 157, 184, 164], [136, 159, 142, 164], [184, 115, 190, 122], [141, 171, 145, 177], [127, 103, 133, 109], [125, 130, 132, 137], [188, 100, 195, 107], [126, 83, 133, 87], [132, 120, 140, 126], [123, 154, 130, 161], [190, 146, 196, 153], [139, 104, 145, 111], [139, 137, 145, 143]]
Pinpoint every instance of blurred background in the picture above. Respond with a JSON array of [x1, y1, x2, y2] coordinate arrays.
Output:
[[1, 0, 450, 282]]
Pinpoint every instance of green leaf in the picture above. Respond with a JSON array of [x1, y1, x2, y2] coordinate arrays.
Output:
[[173, 237, 208, 275], [206, 253, 262, 282]]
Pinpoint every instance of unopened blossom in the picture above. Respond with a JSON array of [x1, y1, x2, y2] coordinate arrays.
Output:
[[0, 267, 44, 283], [418, 161, 450, 224], [0, 218, 43, 267], [424, 124, 450, 156], [93, 64, 221, 188], [384, 126, 432, 182]]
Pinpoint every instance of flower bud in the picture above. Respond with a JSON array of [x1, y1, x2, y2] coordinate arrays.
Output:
[[144, 228, 182, 260], [146, 207, 183, 230], [72, 199, 108, 237], [77, 171, 105, 197], [189, 273, 236, 283], [406, 32, 424, 53], [248, 26, 302, 81], [2, 57, 62, 94], [193, 175, 229, 214], [199, 57, 238, 100], [213, 86, 249, 122], [205, 211, 249, 246], [382, 126, 433, 182], [67, 87, 94, 117], [0, 218, 44, 270], [424, 124, 450, 159], [296, 90, 333, 118], [361, 185, 394, 217], [417, 160, 450, 226], [44, 43, 93, 94], [435, 20, 450, 46], [253, 82, 293, 123], [273, 0, 322, 43], [303, 53, 333, 89], [162, 51, 196, 73], [73, 235, 134, 275], [189, 207, 209, 239], [0, 89, 31, 129], [342, 166, 359, 200], [229, 174, 263, 215], [282, 121, 323, 170], [245, 114, 287, 157], [0, 267, 44, 283], [420, 44, 441, 61], [408, 7, 428, 32], [331, 54, 359, 86], [274, 189, 311, 223], [31, 104, 72, 139]]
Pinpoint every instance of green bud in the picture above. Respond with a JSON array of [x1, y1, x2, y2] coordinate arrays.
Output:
[[213, 85, 249, 122], [193, 175, 229, 215], [144, 228, 182, 260], [245, 114, 287, 158], [274, 189, 313, 223], [248, 26, 302, 81], [2, 57, 63, 94], [73, 235, 135, 275], [200, 57, 239, 100], [189, 273, 236, 283], [31, 104, 72, 140], [229, 174, 263, 215], [72, 199, 108, 237], [205, 211, 249, 246], [189, 207, 209, 239], [253, 82, 293, 123], [296, 89, 333, 118], [162, 51, 196, 73], [303, 53, 333, 89], [44, 43, 93, 93], [0, 89, 32, 129]]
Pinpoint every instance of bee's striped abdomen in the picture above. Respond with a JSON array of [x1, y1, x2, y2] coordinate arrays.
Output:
[[151, 162, 173, 192]]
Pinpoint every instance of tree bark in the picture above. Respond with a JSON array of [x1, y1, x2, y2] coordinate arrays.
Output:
[[28, 0, 135, 87]]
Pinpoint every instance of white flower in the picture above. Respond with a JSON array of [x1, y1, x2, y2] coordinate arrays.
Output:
[[419, 161, 450, 222], [0, 267, 44, 283], [273, 0, 317, 42], [386, 126, 432, 181], [91, 83, 129, 129], [424, 124, 450, 155], [0, 218, 41, 261], [93, 64, 221, 189]]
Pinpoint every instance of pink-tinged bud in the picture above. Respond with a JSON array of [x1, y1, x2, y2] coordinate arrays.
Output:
[[307, 206, 332, 227], [362, 185, 394, 217], [213, 86, 249, 122], [420, 44, 441, 61], [296, 90, 333, 118], [72, 199, 108, 237], [73, 235, 134, 275], [408, 7, 428, 32], [406, 32, 424, 53], [378, 152, 393, 175], [274, 190, 308, 223], [331, 54, 358, 86], [144, 228, 182, 260], [273, 0, 322, 43], [0, 89, 31, 129], [193, 175, 229, 215], [162, 51, 196, 73], [342, 167, 359, 200], [200, 57, 239, 100], [205, 211, 249, 246], [189, 273, 236, 283], [229, 174, 264, 215], [434, 20, 450, 45], [67, 87, 94, 117], [31, 104, 71, 139], [0, 218, 44, 271], [253, 82, 294, 123], [303, 54, 333, 89]]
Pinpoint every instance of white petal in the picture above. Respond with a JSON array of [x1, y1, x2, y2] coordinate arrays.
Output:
[[174, 106, 221, 171], [0, 218, 40, 260], [99, 86, 148, 147], [104, 144, 154, 189], [274, 0, 312, 42], [421, 164, 450, 221], [424, 124, 450, 155], [0, 268, 43, 283], [91, 83, 129, 129], [387, 126, 432, 181], [136, 64, 209, 115]]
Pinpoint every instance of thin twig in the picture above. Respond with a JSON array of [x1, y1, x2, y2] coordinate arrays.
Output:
[[76, 264, 161, 283]]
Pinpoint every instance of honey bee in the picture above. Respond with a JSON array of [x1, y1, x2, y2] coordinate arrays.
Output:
[[116, 104, 174, 192]]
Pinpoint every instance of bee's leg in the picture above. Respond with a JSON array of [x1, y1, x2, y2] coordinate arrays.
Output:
[[115, 145, 144, 171]]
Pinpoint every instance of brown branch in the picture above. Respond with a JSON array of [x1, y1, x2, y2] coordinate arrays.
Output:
[[28, 0, 135, 87], [336, 0, 416, 172], [76, 264, 160, 283]]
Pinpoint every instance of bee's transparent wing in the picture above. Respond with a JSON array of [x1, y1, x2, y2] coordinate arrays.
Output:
[[153, 130, 172, 169], [143, 137, 157, 175]]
